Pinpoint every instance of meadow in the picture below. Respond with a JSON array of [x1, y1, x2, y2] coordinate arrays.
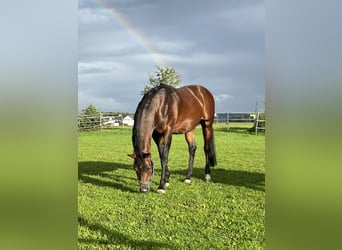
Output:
[[78, 124, 265, 249]]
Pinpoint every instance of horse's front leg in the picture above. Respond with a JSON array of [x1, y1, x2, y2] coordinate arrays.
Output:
[[157, 143, 171, 193], [153, 130, 172, 194], [159, 150, 171, 191]]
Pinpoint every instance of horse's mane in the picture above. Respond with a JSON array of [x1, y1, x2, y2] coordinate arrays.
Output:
[[132, 84, 176, 156]]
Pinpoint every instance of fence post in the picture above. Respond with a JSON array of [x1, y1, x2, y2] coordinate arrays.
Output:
[[255, 111, 265, 135], [227, 112, 230, 130], [255, 111, 258, 135], [100, 112, 103, 130]]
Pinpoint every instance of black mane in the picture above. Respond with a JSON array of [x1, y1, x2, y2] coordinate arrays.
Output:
[[132, 84, 175, 156]]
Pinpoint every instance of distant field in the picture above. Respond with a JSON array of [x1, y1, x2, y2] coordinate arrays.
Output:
[[78, 124, 265, 249]]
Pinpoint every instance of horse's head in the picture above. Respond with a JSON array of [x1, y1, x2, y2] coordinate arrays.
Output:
[[128, 152, 154, 193]]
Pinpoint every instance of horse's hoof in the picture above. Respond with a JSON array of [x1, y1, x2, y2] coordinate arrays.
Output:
[[184, 179, 191, 184], [165, 182, 170, 187], [205, 174, 211, 182], [157, 189, 166, 194]]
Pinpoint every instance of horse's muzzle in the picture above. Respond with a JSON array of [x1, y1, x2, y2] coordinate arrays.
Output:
[[139, 184, 150, 193], [138, 167, 153, 193]]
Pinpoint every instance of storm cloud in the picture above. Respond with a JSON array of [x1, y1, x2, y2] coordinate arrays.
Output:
[[79, 0, 264, 112]]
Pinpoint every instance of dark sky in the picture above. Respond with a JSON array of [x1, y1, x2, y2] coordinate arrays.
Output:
[[79, 0, 264, 113]]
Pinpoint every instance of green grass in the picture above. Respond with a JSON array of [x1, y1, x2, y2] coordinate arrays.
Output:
[[78, 124, 265, 249]]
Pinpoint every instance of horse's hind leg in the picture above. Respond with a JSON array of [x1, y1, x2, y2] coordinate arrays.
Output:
[[184, 130, 196, 183], [201, 120, 216, 182]]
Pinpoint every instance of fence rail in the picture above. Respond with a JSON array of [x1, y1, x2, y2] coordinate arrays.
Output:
[[78, 111, 265, 133], [215, 112, 256, 124], [78, 112, 135, 132]]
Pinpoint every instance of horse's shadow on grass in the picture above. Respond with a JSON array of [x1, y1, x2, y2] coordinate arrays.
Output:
[[78, 215, 177, 249], [79, 161, 264, 192], [172, 167, 265, 192], [78, 161, 137, 193]]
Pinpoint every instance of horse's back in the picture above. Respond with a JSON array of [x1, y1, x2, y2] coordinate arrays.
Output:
[[170, 85, 215, 133], [176, 85, 215, 119]]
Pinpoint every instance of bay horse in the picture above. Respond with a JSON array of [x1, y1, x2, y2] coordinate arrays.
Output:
[[128, 84, 217, 193]]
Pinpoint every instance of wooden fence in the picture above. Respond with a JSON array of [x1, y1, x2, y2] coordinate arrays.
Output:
[[78, 111, 265, 133], [78, 112, 134, 132], [215, 112, 265, 133], [215, 112, 255, 123]]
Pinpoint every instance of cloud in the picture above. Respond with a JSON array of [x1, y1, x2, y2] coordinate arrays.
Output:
[[78, 7, 110, 25], [78, 90, 127, 112], [214, 94, 233, 102], [78, 0, 265, 113], [78, 62, 117, 75]]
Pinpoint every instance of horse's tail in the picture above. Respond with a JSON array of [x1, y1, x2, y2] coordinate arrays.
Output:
[[209, 129, 217, 166]]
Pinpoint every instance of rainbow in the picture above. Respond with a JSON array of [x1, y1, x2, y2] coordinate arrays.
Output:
[[90, 0, 167, 66]]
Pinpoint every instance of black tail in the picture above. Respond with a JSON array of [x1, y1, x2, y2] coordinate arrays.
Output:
[[208, 130, 217, 166]]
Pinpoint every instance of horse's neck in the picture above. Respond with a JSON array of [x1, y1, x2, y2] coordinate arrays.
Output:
[[138, 134, 151, 153], [135, 116, 154, 153]]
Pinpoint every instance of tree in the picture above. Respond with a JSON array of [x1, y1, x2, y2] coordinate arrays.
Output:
[[81, 104, 100, 116], [78, 104, 101, 131], [141, 66, 182, 95]]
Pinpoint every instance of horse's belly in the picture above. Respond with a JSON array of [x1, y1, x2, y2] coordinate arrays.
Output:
[[172, 119, 199, 134]]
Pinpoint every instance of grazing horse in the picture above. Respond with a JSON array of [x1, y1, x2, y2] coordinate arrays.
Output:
[[128, 84, 217, 193]]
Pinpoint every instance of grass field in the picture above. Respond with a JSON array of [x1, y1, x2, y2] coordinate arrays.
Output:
[[78, 124, 265, 249]]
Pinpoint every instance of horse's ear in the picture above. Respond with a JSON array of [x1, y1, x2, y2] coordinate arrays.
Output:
[[128, 153, 136, 159], [143, 153, 151, 158]]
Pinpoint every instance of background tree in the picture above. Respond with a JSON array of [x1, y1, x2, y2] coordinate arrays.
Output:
[[141, 66, 182, 95], [78, 104, 101, 131], [81, 104, 100, 116]]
